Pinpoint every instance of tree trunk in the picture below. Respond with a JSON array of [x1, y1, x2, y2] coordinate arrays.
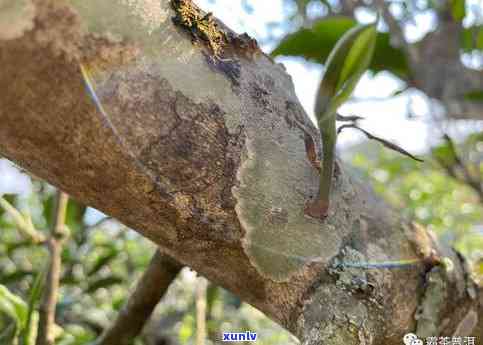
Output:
[[0, 0, 480, 343]]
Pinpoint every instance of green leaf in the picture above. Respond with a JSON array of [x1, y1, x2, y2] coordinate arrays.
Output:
[[178, 315, 194, 344], [6, 240, 35, 257], [431, 142, 457, 167], [461, 25, 483, 52], [65, 200, 86, 234], [463, 90, 483, 102], [316, 23, 377, 117], [21, 269, 45, 345], [112, 296, 126, 311], [479, 29, 483, 50], [0, 285, 28, 330], [85, 276, 124, 294], [42, 195, 55, 229], [450, 0, 466, 21], [271, 16, 409, 79], [1, 270, 34, 285], [87, 249, 119, 277], [0, 324, 18, 345], [477, 260, 483, 277]]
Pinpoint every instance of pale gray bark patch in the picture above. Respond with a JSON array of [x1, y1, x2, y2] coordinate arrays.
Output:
[[233, 127, 343, 282]]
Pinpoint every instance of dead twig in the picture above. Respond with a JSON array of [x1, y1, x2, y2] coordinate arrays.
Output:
[[435, 134, 483, 202], [338, 124, 424, 162], [336, 113, 365, 122]]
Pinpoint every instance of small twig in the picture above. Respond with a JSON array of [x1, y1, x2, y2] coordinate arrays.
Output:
[[336, 113, 365, 122], [0, 197, 45, 243], [195, 276, 208, 345], [440, 134, 483, 202], [205, 283, 219, 343], [339, 0, 363, 16], [96, 250, 183, 345], [84, 216, 113, 232], [36, 191, 69, 345], [338, 124, 424, 162], [373, 0, 420, 64]]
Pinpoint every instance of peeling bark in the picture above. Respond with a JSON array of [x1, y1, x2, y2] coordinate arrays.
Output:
[[0, 1, 480, 343]]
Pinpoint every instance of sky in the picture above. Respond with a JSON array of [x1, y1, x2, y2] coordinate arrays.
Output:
[[197, 0, 483, 153], [0, 159, 32, 196]]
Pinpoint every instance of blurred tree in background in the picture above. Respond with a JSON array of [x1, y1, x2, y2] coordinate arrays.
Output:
[[1, 0, 482, 344]]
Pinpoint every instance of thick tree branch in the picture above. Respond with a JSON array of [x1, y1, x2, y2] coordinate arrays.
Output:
[[97, 250, 183, 345], [0, 1, 479, 343]]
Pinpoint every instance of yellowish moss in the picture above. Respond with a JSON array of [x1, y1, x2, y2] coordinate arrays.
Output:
[[171, 0, 226, 58]]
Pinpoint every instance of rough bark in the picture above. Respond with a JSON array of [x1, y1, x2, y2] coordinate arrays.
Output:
[[0, 0, 480, 344]]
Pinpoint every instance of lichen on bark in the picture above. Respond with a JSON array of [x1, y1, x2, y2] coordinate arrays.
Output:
[[297, 283, 373, 345], [415, 266, 448, 337]]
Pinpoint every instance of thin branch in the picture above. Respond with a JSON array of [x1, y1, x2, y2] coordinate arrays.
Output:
[[84, 216, 113, 232], [438, 134, 483, 203], [0, 197, 45, 243], [338, 124, 424, 162], [373, 0, 420, 65], [36, 191, 69, 345], [96, 250, 183, 345], [336, 113, 364, 122], [205, 283, 219, 343], [339, 0, 364, 17], [474, 284, 483, 337], [196, 276, 208, 345]]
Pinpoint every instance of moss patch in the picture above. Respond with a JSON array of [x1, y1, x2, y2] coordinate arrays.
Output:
[[171, 0, 226, 58]]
